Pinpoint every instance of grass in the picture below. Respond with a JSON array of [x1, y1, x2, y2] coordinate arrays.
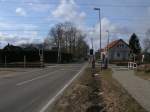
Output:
[[101, 69, 147, 112], [135, 71, 150, 80]]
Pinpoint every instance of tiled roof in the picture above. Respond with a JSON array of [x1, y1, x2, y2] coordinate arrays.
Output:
[[98, 39, 129, 52], [105, 39, 128, 49], [106, 39, 119, 49]]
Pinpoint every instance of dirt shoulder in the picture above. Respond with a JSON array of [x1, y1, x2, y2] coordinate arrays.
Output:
[[50, 66, 147, 112]]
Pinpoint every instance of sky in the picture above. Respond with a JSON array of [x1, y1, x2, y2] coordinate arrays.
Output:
[[0, 0, 150, 50]]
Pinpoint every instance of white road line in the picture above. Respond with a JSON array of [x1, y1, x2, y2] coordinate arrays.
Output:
[[60, 69, 79, 72], [39, 63, 87, 112], [16, 70, 58, 86], [0, 69, 47, 79]]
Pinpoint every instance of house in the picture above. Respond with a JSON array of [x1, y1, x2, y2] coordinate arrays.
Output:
[[101, 39, 130, 62]]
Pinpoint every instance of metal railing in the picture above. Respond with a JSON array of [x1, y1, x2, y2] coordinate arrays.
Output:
[[128, 62, 137, 70]]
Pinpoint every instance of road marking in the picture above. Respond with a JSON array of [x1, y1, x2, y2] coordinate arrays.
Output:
[[0, 68, 48, 79], [60, 69, 79, 72], [16, 70, 58, 86], [39, 63, 87, 112]]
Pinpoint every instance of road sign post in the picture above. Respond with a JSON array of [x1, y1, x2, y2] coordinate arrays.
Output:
[[24, 56, 26, 68], [5, 56, 7, 68]]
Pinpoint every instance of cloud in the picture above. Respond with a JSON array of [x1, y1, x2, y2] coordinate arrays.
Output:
[[23, 0, 51, 12], [0, 31, 43, 48], [52, 0, 130, 49], [16, 8, 27, 16], [52, 0, 86, 23], [0, 22, 43, 48], [0, 21, 38, 30], [86, 18, 130, 49]]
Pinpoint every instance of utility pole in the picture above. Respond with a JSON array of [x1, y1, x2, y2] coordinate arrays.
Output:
[[106, 30, 110, 67], [24, 56, 26, 68], [94, 8, 102, 70], [57, 37, 62, 64], [5, 56, 7, 68], [91, 38, 94, 50], [57, 29, 62, 64]]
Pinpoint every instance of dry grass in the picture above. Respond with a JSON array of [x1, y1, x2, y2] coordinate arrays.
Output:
[[135, 71, 150, 81], [136, 64, 150, 80]]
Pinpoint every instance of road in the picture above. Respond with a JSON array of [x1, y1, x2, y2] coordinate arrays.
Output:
[[0, 64, 85, 112]]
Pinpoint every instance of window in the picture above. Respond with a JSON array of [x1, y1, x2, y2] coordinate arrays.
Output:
[[117, 44, 124, 48], [117, 53, 120, 57]]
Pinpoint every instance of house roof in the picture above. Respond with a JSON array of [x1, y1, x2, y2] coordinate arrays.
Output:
[[105, 39, 129, 50]]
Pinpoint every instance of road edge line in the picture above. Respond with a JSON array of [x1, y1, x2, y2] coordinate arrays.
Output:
[[39, 63, 88, 112]]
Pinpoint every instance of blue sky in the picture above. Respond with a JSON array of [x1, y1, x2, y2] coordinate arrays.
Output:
[[0, 0, 150, 49]]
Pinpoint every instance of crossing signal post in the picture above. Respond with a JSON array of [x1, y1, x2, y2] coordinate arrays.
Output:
[[90, 49, 93, 55], [90, 49, 95, 73]]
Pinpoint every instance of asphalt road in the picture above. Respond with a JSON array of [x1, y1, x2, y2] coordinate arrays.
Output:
[[0, 64, 85, 112]]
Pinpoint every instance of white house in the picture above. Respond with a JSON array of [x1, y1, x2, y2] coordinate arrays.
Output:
[[101, 39, 130, 62]]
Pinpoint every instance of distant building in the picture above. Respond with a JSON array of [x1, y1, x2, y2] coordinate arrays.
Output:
[[101, 39, 130, 62]]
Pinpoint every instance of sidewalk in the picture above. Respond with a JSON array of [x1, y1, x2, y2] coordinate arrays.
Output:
[[112, 67, 150, 112]]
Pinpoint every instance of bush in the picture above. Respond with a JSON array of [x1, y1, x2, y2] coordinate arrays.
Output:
[[0, 49, 73, 63], [145, 69, 150, 73]]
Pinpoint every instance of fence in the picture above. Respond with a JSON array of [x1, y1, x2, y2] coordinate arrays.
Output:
[[128, 62, 137, 70]]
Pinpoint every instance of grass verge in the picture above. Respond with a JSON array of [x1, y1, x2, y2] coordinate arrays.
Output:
[[135, 71, 150, 81]]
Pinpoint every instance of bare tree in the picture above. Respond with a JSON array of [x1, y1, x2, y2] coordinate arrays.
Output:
[[143, 38, 150, 52], [45, 22, 89, 60], [144, 30, 150, 53]]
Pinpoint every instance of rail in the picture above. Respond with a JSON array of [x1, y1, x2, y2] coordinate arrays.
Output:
[[128, 62, 137, 70]]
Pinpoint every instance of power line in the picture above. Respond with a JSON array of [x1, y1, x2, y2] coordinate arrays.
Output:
[[108, 31, 147, 35], [0, 29, 49, 31], [0, 29, 147, 35], [1, 16, 150, 22], [0, 1, 150, 8]]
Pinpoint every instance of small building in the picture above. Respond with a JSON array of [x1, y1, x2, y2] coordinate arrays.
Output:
[[102, 39, 130, 62]]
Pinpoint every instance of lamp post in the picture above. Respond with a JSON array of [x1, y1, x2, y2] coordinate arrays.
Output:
[[94, 8, 102, 70], [106, 30, 110, 67]]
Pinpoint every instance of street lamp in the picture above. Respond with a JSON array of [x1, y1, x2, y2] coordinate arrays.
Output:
[[94, 8, 102, 70], [106, 30, 110, 67]]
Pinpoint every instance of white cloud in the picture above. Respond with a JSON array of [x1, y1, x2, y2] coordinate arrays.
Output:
[[0, 22, 43, 48], [28, 3, 51, 12], [86, 18, 130, 49], [23, 0, 51, 12], [52, 0, 86, 23], [0, 22, 38, 30], [0, 31, 43, 48], [16, 8, 27, 16], [52, 0, 131, 50]]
